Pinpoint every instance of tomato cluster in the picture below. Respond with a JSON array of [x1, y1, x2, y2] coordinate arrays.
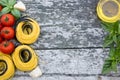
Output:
[[0, 6, 15, 54]]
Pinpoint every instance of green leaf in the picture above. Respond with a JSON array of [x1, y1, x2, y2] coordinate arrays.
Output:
[[8, 0, 16, 6], [101, 21, 114, 32], [118, 23, 120, 34], [103, 35, 113, 48], [102, 58, 117, 74], [115, 48, 120, 62], [11, 9, 21, 19], [117, 35, 120, 44], [102, 59, 113, 74], [0, 7, 10, 16], [112, 60, 117, 72], [113, 35, 117, 44], [113, 21, 119, 34], [109, 46, 115, 58], [0, 0, 8, 6]]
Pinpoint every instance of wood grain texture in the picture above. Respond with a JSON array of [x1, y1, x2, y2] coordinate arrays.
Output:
[[20, 0, 105, 48], [12, 75, 120, 80], [12, 0, 118, 80], [13, 0, 104, 49], [35, 49, 106, 74], [30, 26, 105, 49], [13, 75, 97, 80], [12, 49, 107, 79], [25, 0, 99, 26], [12, 49, 120, 80], [99, 76, 120, 80]]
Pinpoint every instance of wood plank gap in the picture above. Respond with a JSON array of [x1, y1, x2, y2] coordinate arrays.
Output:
[[34, 47, 109, 50], [14, 73, 120, 77]]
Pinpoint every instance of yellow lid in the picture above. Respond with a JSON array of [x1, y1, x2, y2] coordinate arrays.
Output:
[[97, 0, 120, 23]]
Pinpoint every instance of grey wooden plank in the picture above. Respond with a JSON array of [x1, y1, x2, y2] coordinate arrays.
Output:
[[30, 25, 105, 48], [12, 49, 120, 79], [35, 49, 107, 74], [18, 0, 105, 48], [13, 75, 97, 80], [12, 75, 120, 80], [25, 0, 99, 27], [12, 0, 120, 80], [13, 49, 108, 75], [99, 76, 120, 80], [23, 0, 99, 7]]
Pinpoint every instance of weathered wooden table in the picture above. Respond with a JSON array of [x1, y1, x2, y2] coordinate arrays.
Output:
[[12, 0, 120, 80]]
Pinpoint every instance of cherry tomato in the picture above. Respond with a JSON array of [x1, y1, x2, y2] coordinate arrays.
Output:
[[0, 14, 15, 26], [0, 36, 3, 43], [0, 22, 3, 31], [1, 27, 15, 40], [0, 41, 15, 54]]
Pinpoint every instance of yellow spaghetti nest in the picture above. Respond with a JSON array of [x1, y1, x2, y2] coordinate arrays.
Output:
[[16, 17, 40, 44], [12, 45, 38, 71], [0, 52, 15, 80]]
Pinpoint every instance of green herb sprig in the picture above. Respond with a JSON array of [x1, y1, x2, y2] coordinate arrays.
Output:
[[0, 0, 21, 19], [102, 21, 120, 74]]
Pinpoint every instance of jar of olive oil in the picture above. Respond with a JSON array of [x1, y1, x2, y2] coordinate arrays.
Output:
[[97, 0, 120, 22]]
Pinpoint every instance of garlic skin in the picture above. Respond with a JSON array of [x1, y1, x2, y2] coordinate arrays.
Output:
[[14, 1, 26, 11], [29, 66, 42, 78]]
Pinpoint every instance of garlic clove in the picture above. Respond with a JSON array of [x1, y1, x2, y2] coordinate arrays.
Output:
[[29, 66, 42, 78], [14, 1, 26, 11]]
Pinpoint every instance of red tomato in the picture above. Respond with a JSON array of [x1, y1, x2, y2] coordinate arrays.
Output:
[[0, 41, 15, 54], [0, 14, 15, 26], [0, 22, 3, 31], [0, 36, 3, 43], [1, 27, 15, 40], [0, 5, 2, 11]]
